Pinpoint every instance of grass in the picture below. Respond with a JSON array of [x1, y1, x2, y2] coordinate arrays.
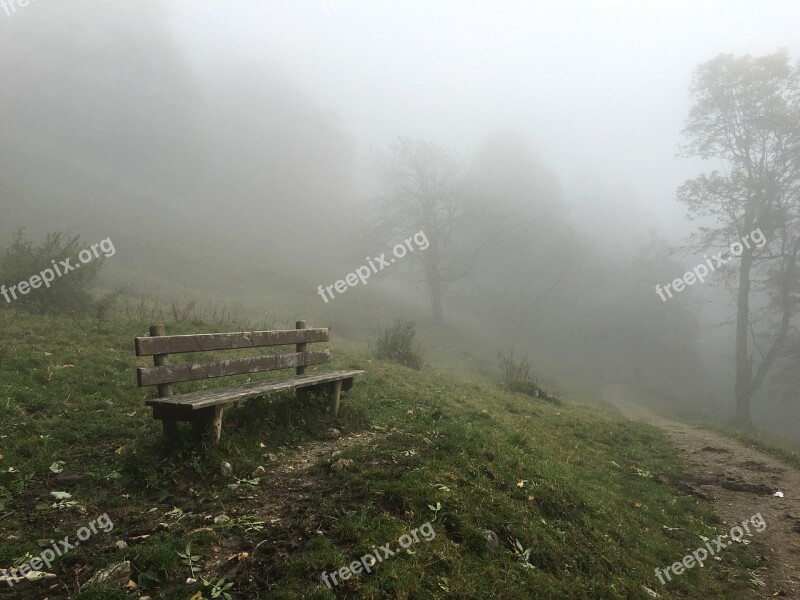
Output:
[[0, 308, 769, 598]]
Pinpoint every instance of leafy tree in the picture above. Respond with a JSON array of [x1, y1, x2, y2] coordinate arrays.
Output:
[[678, 51, 800, 427], [463, 133, 575, 342]]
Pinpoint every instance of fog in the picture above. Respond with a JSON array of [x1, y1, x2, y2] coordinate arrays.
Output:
[[2, 0, 799, 443], [169, 0, 799, 235]]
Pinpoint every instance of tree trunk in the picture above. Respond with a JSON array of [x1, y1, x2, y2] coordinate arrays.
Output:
[[423, 234, 445, 324], [734, 387, 752, 428], [734, 228, 755, 429], [428, 272, 444, 324]]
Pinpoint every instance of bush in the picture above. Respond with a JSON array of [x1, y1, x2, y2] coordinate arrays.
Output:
[[498, 349, 561, 405], [371, 320, 426, 370], [0, 229, 106, 316]]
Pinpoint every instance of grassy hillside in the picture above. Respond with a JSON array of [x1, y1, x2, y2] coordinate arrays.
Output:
[[0, 310, 762, 598]]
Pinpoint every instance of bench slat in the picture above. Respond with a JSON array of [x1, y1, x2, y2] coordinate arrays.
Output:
[[137, 350, 331, 387], [146, 370, 365, 410], [135, 328, 330, 356]]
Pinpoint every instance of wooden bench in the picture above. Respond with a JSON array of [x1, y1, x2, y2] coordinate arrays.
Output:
[[135, 320, 364, 443]]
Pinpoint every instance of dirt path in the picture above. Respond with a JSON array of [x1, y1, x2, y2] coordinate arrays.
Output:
[[252, 428, 384, 526], [208, 428, 387, 591], [605, 389, 800, 598]]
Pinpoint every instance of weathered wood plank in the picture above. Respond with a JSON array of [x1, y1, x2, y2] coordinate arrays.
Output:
[[138, 350, 331, 387], [135, 328, 330, 356], [145, 370, 365, 411]]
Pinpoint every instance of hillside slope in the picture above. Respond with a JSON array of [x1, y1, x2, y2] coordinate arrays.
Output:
[[0, 312, 771, 599]]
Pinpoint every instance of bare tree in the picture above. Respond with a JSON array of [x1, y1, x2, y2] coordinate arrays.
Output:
[[373, 137, 476, 323]]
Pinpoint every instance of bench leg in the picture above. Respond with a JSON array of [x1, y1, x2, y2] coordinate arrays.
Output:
[[152, 406, 182, 442], [211, 406, 224, 444], [331, 380, 343, 417], [192, 406, 224, 444], [162, 419, 179, 440]]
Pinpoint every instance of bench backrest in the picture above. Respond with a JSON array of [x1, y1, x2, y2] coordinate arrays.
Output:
[[135, 320, 330, 391]]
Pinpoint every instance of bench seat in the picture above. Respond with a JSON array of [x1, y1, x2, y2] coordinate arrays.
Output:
[[145, 369, 364, 411]]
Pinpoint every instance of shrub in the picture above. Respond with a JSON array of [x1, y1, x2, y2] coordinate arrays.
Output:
[[0, 229, 105, 316], [498, 348, 532, 387], [498, 349, 561, 405], [372, 320, 426, 370]]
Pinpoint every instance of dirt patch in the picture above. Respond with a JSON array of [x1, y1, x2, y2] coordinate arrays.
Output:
[[253, 429, 383, 520], [606, 389, 800, 598], [210, 429, 387, 594], [699, 446, 731, 454]]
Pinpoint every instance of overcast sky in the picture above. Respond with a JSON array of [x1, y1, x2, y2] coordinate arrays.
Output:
[[169, 0, 800, 240]]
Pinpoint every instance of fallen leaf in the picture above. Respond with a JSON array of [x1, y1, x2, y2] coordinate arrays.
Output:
[[517, 480, 527, 488], [188, 527, 214, 535], [2, 571, 56, 583], [226, 551, 249, 562], [641, 584, 660, 598]]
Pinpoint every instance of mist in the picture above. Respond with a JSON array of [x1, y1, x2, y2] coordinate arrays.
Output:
[[2, 0, 799, 445]]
